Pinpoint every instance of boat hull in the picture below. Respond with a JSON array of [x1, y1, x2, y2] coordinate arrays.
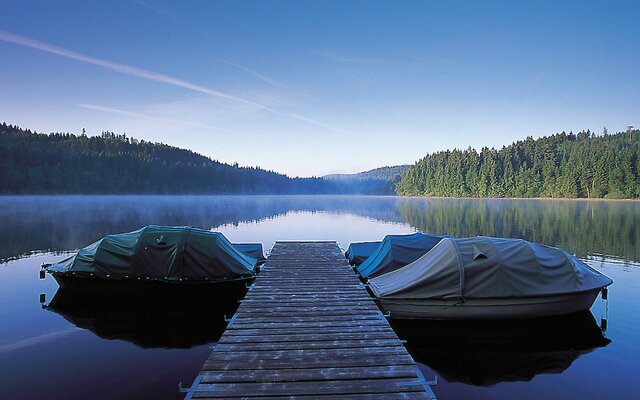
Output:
[[376, 289, 603, 320], [49, 272, 252, 299]]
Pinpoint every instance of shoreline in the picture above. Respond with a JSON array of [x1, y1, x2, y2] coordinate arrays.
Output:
[[0, 193, 638, 202], [397, 195, 640, 202]]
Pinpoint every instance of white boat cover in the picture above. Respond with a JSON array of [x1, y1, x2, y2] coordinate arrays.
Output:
[[369, 237, 613, 299]]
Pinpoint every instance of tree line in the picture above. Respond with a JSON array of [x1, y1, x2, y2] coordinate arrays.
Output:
[[397, 129, 640, 198], [0, 123, 384, 194], [3, 122, 638, 198]]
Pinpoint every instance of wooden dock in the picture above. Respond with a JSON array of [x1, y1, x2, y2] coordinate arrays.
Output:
[[183, 241, 435, 399]]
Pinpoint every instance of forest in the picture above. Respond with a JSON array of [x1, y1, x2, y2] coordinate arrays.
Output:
[[2, 123, 639, 198], [397, 129, 640, 199], [0, 123, 392, 194]]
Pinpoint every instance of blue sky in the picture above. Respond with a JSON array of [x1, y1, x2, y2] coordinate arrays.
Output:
[[1, 1, 638, 177]]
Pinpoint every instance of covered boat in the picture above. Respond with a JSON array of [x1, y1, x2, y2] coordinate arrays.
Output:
[[369, 237, 613, 319], [356, 232, 449, 278], [44, 226, 259, 296], [233, 243, 266, 263], [345, 241, 381, 265]]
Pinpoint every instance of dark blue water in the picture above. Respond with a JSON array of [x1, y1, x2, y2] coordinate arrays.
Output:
[[0, 195, 638, 399]]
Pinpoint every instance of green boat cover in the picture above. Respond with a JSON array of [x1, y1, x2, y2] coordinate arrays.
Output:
[[345, 241, 381, 265], [356, 232, 450, 279], [48, 226, 257, 281], [233, 243, 266, 262]]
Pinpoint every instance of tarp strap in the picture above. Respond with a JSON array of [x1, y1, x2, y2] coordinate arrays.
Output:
[[173, 226, 192, 278], [450, 239, 466, 301], [130, 227, 146, 276]]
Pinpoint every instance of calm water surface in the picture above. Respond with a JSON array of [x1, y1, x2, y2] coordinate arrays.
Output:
[[0, 195, 638, 399]]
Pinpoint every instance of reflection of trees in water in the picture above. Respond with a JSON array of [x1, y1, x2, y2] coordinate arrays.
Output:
[[0, 196, 284, 261], [396, 198, 640, 262], [0, 196, 405, 262], [1, 196, 638, 263]]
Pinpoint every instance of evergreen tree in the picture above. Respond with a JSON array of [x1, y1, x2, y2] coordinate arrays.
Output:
[[398, 129, 640, 199]]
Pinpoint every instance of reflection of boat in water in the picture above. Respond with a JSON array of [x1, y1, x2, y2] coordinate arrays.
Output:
[[43, 289, 234, 348], [43, 226, 261, 297], [370, 237, 613, 319], [391, 311, 610, 386]]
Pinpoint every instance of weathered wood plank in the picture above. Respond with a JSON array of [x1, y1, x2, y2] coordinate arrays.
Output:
[[243, 295, 372, 300], [236, 306, 380, 314], [233, 314, 381, 323], [249, 288, 366, 293], [193, 394, 430, 400], [222, 325, 393, 336], [230, 315, 384, 324], [198, 394, 430, 400], [199, 365, 418, 383], [246, 293, 367, 297], [214, 338, 404, 351], [250, 285, 362, 290], [205, 346, 408, 362], [202, 355, 416, 371], [236, 305, 380, 313], [234, 311, 381, 319], [226, 320, 388, 330], [218, 331, 400, 344], [240, 300, 379, 310], [191, 378, 425, 398]]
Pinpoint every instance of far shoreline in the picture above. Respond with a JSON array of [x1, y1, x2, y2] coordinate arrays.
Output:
[[0, 193, 639, 202], [397, 195, 640, 202]]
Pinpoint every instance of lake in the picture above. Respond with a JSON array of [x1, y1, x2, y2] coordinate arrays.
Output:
[[0, 195, 638, 399]]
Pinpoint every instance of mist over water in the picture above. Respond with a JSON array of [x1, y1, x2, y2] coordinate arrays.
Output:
[[0, 195, 638, 399], [1, 195, 638, 263]]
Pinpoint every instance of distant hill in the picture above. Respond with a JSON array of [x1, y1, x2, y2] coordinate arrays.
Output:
[[323, 165, 409, 195], [0, 123, 351, 194], [324, 165, 410, 182], [397, 129, 640, 199]]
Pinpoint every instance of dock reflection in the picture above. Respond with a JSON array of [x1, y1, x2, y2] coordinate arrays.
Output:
[[391, 311, 610, 386]]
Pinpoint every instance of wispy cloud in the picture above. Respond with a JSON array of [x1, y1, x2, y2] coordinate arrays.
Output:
[[131, 0, 229, 48], [80, 103, 266, 137], [314, 50, 384, 64], [222, 60, 281, 87], [0, 30, 244, 101], [131, 0, 178, 20], [0, 29, 346, 132]]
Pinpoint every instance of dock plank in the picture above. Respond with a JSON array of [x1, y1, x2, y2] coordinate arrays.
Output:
[[218, 331, 400, 343], [214, 339, 404, 351], [199, 365, 418, 383], [201, 395, 429, 400], [191, 378, 425, 398]]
